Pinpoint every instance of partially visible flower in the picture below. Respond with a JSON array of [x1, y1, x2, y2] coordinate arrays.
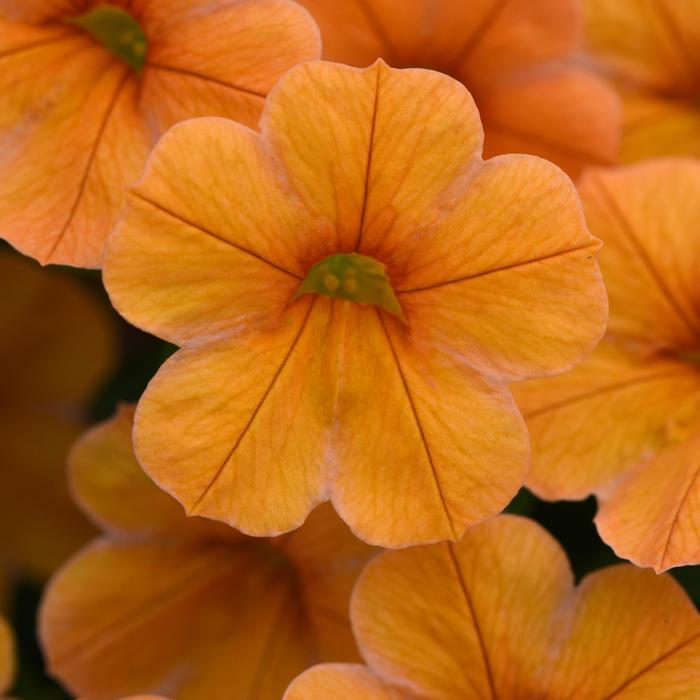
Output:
[[585, 0, 700, 161], [515, 158, 700, 571], [285, 516, 700, 700], [103, 59, 607, 548], [0, 617, 14, 699], [40, 405, 375, 700], [297, 0, 620, 179], [0, 0, 320, 267], [0, 251, 115, 580]]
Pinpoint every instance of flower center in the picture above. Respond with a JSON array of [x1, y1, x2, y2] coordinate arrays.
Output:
[[70, 4, 148, 73], [294, 253, 405, 321]]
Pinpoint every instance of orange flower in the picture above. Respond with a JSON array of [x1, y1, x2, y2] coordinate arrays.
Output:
[[40, 405, 374, 700], [515, 158, 700, 571], [285, 515, 700, 699], [0, 0, 320, 268], [296, 0, 620, 179], [0, 251, 115, 579], [103, 60, 607, 548], [585, 0, 700, 161], [0, 617, 14, 699]]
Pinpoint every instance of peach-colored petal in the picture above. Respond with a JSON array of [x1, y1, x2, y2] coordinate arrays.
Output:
[[352, 516, 573, 698], [133, 297, 330, 536], [41, 507, 370, 699], [69, 404, 236, 542], [0, 617, 14, 696], [301, 0, 580, 81], [596, 429, 700, 572], [330, 304, 529, 547], [585, 0, 700, 93], [397, 155, 606, 383], [579, 159, 700, 350], [514, 341, 700, 500], [0, 0, 86, 22], [619, 89, 700, 162], [262, 60, 482, 257], [284, 664, 407, 700], [0, 24, 150, 267], [139, 0, 320, 132], [541, 566, 700, 698], [104, 117, 310, 346], [477, 65, 620, 179]]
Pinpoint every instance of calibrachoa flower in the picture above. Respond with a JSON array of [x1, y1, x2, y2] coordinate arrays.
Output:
[[40, 405, 374, 700], [0, 251, 115, 579], [285, 516, 700, 700], [103, 60, 607, 547], [585, 0, 700, 161], [297, 0, 620, 179], [0, 0, 320, 267], [515, 159, 700, 572], [0, 617, 14, 699]]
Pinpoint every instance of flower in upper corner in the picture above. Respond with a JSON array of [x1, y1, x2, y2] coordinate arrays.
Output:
[[103, 60, 608, 547], [585, 0, 700, 161], [0, 0, 320, 268], [297, 0, 620, 179], [0, 250, 115, 580], [514, 158, 700, 572], [284, 515, 700, 700], [0, 616, 14, 699], [40, 405, 375, 700]]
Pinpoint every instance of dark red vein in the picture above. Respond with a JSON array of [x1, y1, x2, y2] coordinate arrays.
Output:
[[130, 191, 302, 279], [602, 630, 700, 699], [46, 66, 131, 260], [376, 310, 456, 538], [397, 243, 597, 294], [0, 31, 74, 62], [144, 61, 266, 99], [189, 299, 317, 514], [354, 62, 382, 251], [446, 542, 498, 699], [592, 178, 700, 340], [523, 368, 695, 420]]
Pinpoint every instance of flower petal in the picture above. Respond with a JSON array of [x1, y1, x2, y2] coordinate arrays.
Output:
[[477, 65, 620, 179], [261, 60, 483, 257], [397, 155, 606, 382], [70, 405, 238, 542], [579, 159, 700, 349], [330, 305, 529, 547], [585, 0, 700, 92], [104, 117, 309, 346], [514, 341, 700, 499], [0, 616, 15, 696], [351, 516, 572, 698], [0, 25, 150, 266], [541, 566, 700, 698], [134, 296, 331, 536], [596, 429, 700, 572], [284, 664, 406, 700], [0, 0, 86, 22], [139, 0, 321, 132]]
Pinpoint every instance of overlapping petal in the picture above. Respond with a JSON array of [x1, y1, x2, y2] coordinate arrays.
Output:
[[41, 408, 373, 700], [298, 0, 620, 178], [288, 516, 700, 699], [0, 0, 320, 267]]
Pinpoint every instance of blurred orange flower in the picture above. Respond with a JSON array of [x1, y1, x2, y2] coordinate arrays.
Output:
[[585, 0, 700, 161], [298, 0, 620, 179], [0, 617, 14, 698], [285, 516, 700, 699], [103, 60, 607, 547], [515, 159, 700, 571], [0, 251, 115, 580], [0, 0, 320, 267], [40, 405, 374, 700]]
